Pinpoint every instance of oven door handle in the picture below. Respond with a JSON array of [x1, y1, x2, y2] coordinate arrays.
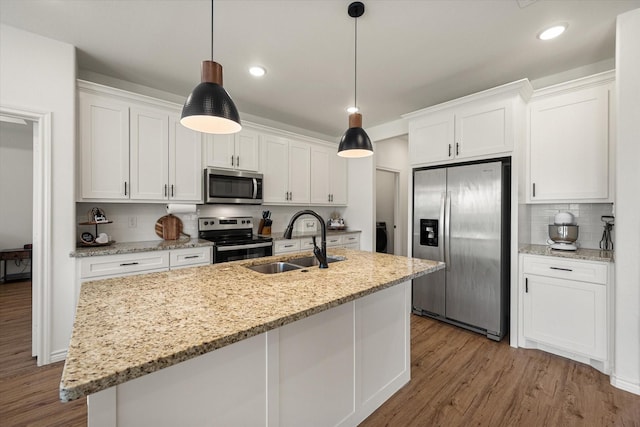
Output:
[[216, 242, 273, 252]]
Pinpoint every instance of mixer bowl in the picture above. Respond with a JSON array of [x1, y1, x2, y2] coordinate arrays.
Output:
[[548, 225, 579, 243]]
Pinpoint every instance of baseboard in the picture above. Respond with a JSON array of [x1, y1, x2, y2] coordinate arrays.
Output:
[[50, 348, 67, 363], [610, 374, 640, 396]]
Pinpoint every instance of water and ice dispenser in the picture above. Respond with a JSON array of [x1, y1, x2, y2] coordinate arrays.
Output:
[[420, 219, 438, 247]]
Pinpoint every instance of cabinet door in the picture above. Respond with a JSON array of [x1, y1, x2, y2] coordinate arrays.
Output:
[[455, 100, 511, 159], [529, 85, 610, 201], [310, 145, 331, 204], [130, 107, 169, 200], [204, 134, 235, 169], [78, 91, 130, 199], [261, 134, 290, 203], [288, 140, 311, 204], [408, 111, 454, 165], [169, 116, 202, 202], [235, 128, 260, 172], [329, 154, 348, 205], [523, 274, 606, 360]]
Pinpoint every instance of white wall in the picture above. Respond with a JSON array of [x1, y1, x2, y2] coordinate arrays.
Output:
[[344, 157, 375, 251], [375, 136, 409, 256], [613, 8, 640, 395], [0, 121, 33, 248], [0, 24, 76, 360]]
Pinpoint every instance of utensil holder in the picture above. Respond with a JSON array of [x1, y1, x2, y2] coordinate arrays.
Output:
[[258, 219, 265, 234]]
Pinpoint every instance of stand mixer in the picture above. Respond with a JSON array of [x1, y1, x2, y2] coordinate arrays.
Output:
[[548, 212, 579, 251]]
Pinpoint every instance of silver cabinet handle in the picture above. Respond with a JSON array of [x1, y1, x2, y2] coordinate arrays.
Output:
[[120, 262, 139, 266], [236, 156, 240, 168], [525, 277, 528, 293], [456, 142, 460, 156], [171, 184, 174, 197], [532, 183, 536, 198], [231, 155, 235, 167], [164, 184, 168, 197], [124, 181, 128, 196], [448, 144, 452, 157], [184, 255, 199, 259], [328, 194, 331, 202]]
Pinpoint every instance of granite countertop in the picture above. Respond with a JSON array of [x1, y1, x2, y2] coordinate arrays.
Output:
[[262, 229, 361, 241], [70, 238, 214, 258], [519, 244, 614, 263], [60, 248, 443, 402]]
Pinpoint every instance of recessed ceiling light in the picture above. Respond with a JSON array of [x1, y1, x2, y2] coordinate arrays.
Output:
[[538, 24, 567, 41], [346, 106, 359, 114], [249, 66, 266, 77]]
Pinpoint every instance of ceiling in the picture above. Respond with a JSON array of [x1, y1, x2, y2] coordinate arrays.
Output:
[[1, 0, 639, 139]]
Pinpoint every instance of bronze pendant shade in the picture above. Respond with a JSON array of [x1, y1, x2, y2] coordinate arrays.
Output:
[[338, 1, 373, 158], [181, 1, 241, 134]]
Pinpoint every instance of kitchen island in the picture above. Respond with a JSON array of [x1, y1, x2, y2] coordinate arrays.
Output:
[[61, 249, 443, 426]]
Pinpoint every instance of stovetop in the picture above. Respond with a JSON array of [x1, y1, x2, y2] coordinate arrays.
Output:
[[198, 217, 272, 245]]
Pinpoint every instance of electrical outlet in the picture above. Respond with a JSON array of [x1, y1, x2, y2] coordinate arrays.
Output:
[[128, 216, 137, 228]]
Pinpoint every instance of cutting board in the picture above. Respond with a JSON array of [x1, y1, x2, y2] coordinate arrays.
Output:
[[155, 214, 185, 240]]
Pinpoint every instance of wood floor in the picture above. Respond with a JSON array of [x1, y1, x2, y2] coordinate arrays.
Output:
[[1, 281, 638, 426], [0, 281, 87, 426]]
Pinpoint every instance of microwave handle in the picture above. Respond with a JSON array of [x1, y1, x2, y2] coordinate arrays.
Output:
[[253, 178, 258, 199]]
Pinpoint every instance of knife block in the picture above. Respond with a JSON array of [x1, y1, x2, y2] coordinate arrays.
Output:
[[258, 219, 271, 235]]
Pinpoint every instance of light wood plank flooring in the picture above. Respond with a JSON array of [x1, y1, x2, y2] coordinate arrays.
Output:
[[1, 280, 638, 426]]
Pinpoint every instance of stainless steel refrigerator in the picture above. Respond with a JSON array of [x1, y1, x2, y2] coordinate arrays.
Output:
[[412, 159, 510, 341]]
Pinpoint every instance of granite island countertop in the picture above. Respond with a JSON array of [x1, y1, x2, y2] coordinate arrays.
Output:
[[70, 238, 214, 258], [60, 248, 443, 402], [519, 244, 614, 263]]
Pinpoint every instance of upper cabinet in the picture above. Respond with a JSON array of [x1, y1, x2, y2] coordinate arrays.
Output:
[[203, 127, 260, 172], [310, 145, 347, 205], [405, 80, 531, 166], [78, 81, 202, 203], [527, 72, 614, 203], [261, 134, 310, 204]]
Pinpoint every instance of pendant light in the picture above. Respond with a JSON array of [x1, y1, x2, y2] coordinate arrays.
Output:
[[338, 1, 373, 158], [181, 0, 241, 134]]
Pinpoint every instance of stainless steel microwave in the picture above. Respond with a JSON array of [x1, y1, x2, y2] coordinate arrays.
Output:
[[204, 168, 263, 204]]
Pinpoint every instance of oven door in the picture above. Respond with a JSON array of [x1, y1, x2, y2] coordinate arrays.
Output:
[[213, 241, 273, 263]]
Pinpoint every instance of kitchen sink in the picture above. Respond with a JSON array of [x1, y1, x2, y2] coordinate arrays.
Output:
[[247, 262, 303, 274], [287, 255, 346, 267], [247, 256, 346, 274]]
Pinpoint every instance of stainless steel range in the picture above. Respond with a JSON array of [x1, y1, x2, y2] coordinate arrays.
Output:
[[198, 217, 273, 263]]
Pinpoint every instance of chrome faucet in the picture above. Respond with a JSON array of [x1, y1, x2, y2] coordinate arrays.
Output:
[[283, 210, 328, 268]]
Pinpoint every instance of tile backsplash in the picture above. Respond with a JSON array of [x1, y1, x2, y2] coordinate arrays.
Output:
[[529, 203, 614, 250]]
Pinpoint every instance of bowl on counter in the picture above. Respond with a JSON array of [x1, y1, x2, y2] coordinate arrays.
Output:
[[548, 224, 579, 243]]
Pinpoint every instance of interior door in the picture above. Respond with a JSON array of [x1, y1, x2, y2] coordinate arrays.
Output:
[[445, 161, 502, 332]]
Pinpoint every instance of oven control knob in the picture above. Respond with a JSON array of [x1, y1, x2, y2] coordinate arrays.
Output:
[[204, 221, 209, 225], [242, 220, 246, 224]]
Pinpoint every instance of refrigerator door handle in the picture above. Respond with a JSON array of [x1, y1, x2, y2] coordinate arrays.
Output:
[[439, 191, 446, 262], [445, 191, 451, 271]]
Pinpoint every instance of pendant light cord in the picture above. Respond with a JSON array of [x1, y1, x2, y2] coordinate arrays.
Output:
[[210, 0, 214, 61], [354, 17, 358, 110]]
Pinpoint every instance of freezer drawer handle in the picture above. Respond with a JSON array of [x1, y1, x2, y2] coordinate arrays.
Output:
[[120, 262, 139, 266], [550, 266, 573, 272]]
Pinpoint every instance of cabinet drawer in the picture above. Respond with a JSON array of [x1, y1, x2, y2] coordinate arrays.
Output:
[[522, 255, 607, 284], [326, 236, 342, 247], [340, 234, 360, 246], [170, 247, 212, 269], [80, 252, 170, 279], [274, 239, 301, 254]]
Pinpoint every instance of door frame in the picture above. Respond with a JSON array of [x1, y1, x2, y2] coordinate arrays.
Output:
[[375, 167, 401, 255], [1, 105, 52, 365]]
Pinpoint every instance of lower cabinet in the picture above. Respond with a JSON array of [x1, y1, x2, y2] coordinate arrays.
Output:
[[76, 247, 212, 301], [273, 233, 360, 255], [88, 281, 411, 427], [520, 254, 610, 371]]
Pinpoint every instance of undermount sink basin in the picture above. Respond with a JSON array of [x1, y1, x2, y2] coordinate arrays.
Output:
[[287, 255, 346, 268], [247, 256, 346, 274], [247, 262, 303, 274]]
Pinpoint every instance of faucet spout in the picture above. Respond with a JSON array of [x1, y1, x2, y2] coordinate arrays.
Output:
[[283, 210, 328, 268]]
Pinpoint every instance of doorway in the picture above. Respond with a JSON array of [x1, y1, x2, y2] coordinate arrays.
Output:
[[0, 107, 51, 365], [376, 168, 400, 255]]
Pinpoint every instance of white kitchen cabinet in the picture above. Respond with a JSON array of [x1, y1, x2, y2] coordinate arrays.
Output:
[[78, 81, 202, 203], [405, 79, 531, 166], [528, 73, 614, 202], [261, 134, 310, 204], [130, 106, 169, 200], [273, 239, 302, 254], [520, 254, 609, 369], [310, 145, 348, 205], [78, 91, 130, 199], [168, 247, 212, 270], [203, 127, 260, 172], [276, 233, 360, 255]]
